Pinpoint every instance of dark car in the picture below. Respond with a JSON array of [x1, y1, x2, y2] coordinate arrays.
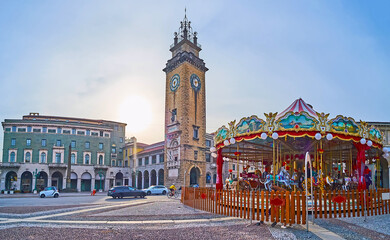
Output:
[[107, 186, 146, 199]]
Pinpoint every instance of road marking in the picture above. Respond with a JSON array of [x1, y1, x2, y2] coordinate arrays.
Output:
[[305, 222, 346, 240], [4, 216, 239, 225], [30, 201, 150, 220]]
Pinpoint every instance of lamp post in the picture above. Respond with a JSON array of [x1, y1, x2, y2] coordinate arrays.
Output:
[[66, 144, 72, 190], [33, 168, 39, 193], [98, 170, 103, 191]]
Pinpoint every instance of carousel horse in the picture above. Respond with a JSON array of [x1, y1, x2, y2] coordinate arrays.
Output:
[[325, 174, 343, 190], [238, 169, 264, 191], [262, 167, 292, 191], [342, 175, 358, 191]]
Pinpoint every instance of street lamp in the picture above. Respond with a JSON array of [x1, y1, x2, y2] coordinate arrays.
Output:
[[33, 168, 39, 194], [98, 170, 104, 192]]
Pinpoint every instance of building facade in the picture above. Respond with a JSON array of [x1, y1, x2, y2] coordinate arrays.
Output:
[[163, 13, 208, 187], [0, 113, 128, 192]]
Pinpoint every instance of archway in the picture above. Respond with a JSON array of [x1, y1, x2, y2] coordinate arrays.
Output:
[[81, 172, 92, 191], [206, 172, 211, 184], [20, 171, 32, 192], [70, 172, 77, 190], [158, 169, 164, 185], [137, 171, 142, 189], [144, 170, 149, 188], [190, 167, 200, 186], [51, 172, 63, 190], [36, 171, 48, 191], [95, 172, 105, 190], [115, 172, 123, 186], [5, 171, 17, 190], [150, 170, 157, 186], [21, 171, 33, 192]]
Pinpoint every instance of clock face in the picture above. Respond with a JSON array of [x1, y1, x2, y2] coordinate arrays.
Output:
[[170, 74, 180, 92], [190, 74, 201, 92]]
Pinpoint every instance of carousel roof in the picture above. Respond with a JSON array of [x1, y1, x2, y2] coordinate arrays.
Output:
[[213, 98, 385, 149], [276, 98, 317, 119]]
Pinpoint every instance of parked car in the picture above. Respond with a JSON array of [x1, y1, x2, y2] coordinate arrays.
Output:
[[108, 186, 146, 199], [142, 185, 168, 195], [39, 186, 60, 198]]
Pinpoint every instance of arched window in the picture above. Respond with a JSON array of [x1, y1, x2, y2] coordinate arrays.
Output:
[[98, 155, 103, 165], [206, 173, 211, 184], [10, 152, 16, 162], [71, 153, 76, 164], [213, 174, 217, 184], [25, 152, 31, 162], [40, 152, 46, 163], [85, 154, 90, 164]]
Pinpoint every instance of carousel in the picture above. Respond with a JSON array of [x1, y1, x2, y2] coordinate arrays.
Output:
[[211, 98, 388, 193]]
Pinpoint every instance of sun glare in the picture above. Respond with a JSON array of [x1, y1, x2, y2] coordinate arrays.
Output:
[[118, 95, 153, 134]]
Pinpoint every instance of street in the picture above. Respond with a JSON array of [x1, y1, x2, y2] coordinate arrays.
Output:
[[0, 193, 390, 240]]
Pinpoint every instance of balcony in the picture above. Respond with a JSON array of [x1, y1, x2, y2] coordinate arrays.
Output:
[[210, 163, 217, 169], [0, 162, 21, 168], [94, 165, 109, 170], [48, 163, 67, 168], [111, 153, 117, 159]]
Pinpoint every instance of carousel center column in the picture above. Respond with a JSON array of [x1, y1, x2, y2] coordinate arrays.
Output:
[[216, 148, 224, 190]]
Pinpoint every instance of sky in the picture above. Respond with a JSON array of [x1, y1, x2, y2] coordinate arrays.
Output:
[[1, 1, 390, 160]]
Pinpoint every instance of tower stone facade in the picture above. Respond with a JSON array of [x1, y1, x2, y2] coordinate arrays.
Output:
[[163, 13, 208, 187]]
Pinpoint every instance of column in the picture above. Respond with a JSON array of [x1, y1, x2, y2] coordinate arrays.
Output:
[[104, 178, 110, 191], [62, 177, 67, 190], [156, 173, 159, 186], [77, 177, 81, 192], [32, 177, 36, 192], [48, 177, 52, 188], [0, 176, 5, 190], [16, 173, 21, 191], [216, 148, 223, 190], [91, 177, 95, 191]]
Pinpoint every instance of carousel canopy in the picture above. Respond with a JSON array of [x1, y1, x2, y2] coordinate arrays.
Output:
[[276, 98, 317, 119], [214, 98, 385, 152]]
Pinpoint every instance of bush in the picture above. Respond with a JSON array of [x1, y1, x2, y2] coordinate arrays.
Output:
[[14, 190, 21, 193], [1, 190, 4, 194]]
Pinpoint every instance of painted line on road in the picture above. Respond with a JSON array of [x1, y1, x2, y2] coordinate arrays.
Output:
[[302, 222, 346, 240], [11, 216, 240, 225], [30, 201, 152, 220]]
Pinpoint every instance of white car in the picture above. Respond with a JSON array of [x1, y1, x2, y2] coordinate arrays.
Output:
[[143, 185, 168, 195], [39, 186, 60, 198]]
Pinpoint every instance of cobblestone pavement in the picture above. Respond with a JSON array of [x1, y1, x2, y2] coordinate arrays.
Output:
[[0, 194, 389, 240]]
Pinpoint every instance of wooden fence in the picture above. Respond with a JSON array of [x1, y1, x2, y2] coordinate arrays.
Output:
[[181, 187, 390, 225]]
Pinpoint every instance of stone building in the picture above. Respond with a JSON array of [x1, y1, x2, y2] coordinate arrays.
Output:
[[0, 113, 128, 192], [163, 13, 208, 187]]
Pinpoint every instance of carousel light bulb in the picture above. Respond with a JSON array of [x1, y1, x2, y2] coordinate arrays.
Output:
[[261, 132, 267, 140], [223, 140, 230, 146], [367, 140, 373, 147], [326, 133, 333, 141], [315, 133, 322, 140], [230, 138, 236, 144], [210, 147, 216, 153], [211, 153, 217, 158], [360, 138, 366, 145], [272, 132, 279, 140]]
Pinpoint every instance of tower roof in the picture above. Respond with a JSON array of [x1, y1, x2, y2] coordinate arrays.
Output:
[[171, 9, 201, 49]]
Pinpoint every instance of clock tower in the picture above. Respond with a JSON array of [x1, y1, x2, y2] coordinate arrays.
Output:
[[163, 12, 208, 187]]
